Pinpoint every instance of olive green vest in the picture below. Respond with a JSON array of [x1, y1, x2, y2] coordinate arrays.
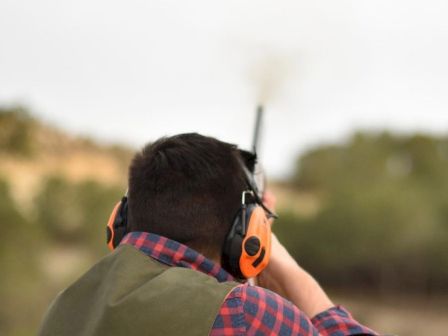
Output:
[[39, 245, 239, 336]]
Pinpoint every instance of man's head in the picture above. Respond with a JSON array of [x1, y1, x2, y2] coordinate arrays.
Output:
[[127, 133, 247, 260]]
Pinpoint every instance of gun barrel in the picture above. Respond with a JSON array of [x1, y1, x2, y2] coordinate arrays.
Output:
[[252, 105, 264, 155]]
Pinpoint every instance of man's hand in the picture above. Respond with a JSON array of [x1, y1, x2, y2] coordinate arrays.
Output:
[[258, 190, 334, 318]]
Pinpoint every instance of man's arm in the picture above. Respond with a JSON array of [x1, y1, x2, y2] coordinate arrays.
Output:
[[254, 190, 378, 335], [258, 190, 333, 317], [247, 234, 378, 335], [257, 233, 334, 318], [212, 283, 378, 336]]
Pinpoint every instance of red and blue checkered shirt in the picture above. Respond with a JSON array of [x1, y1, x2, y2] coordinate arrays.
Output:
[[120, 232, 378, 336]]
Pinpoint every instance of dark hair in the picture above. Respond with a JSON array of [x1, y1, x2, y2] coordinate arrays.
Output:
[[128, 133, 246, 259]]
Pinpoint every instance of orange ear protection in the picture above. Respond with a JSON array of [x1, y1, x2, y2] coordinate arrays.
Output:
[[222, 190, 275, 279], [106, 195, 129, 250]]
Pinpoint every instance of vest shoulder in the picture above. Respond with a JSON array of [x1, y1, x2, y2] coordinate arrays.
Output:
[[39, 244, 240, 336]]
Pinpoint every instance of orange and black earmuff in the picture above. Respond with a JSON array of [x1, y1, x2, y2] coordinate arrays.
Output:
[[222, 190, 276, 279], [106, 194, 129, 250]]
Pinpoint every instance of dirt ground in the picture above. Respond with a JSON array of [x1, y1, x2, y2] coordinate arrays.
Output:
[[333, 291, 448, 336]]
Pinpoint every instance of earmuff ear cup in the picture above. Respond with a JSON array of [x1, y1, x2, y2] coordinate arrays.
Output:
[[240, 206, 271, 278], [106, 201, 121, 250], [106, 196, 129, 250], [222, 204, 272, 279], [222, 208, 246, 278]]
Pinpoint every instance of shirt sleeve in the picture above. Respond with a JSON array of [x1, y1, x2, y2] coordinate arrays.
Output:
[[211, 284, 378, 336], [310, 306, 378, 336]]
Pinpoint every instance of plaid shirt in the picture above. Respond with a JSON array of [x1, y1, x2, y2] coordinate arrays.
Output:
[[121, 232, 377, 336]]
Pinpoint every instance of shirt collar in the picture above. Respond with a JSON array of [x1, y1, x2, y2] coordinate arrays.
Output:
[[120, 231, 235, 283]]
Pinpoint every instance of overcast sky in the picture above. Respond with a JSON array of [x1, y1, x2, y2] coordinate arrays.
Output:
[[1, 0, 447, 177]]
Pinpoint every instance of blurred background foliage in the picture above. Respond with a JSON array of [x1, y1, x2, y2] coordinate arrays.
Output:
[[0, 106, 36, 156], [1, 105, 447, 335], [276, 132, 448, 294]]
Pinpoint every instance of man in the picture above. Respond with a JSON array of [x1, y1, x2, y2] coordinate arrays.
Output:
[[39, 133, 378, 335]]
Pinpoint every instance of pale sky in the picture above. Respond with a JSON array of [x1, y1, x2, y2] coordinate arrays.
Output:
[[1, 0, 447, 177]]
